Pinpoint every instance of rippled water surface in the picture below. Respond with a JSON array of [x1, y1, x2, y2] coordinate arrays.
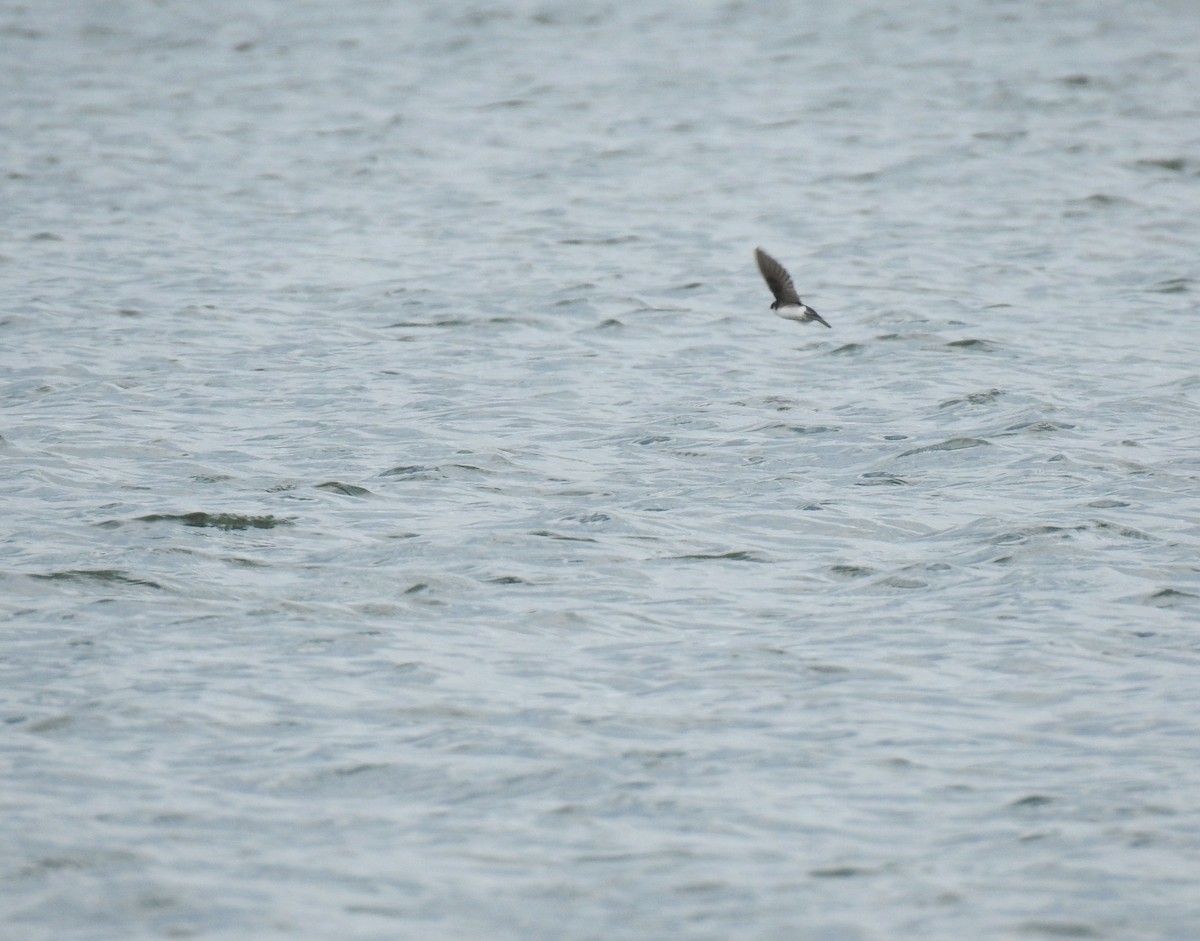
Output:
[[4, 1, 1200, 938]]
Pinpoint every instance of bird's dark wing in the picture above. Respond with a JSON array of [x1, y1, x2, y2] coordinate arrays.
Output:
[[755, 247, 800, 306]]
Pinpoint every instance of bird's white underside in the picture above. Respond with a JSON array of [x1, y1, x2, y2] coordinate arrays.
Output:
[[774, 304, 817, 323]]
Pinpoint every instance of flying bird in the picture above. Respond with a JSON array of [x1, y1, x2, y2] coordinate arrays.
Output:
[[755, 247, 831, 328]]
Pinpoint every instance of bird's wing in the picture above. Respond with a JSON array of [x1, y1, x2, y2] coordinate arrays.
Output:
[[755, 248, 801, 305]]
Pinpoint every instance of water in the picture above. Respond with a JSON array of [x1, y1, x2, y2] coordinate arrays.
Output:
[[3, 1, 1200, 938]]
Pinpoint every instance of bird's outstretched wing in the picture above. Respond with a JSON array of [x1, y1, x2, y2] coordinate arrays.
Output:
[[755, 247, 801, 306]]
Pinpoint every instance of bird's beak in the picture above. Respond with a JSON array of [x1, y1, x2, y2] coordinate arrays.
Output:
[[812, 311, 832, 328]]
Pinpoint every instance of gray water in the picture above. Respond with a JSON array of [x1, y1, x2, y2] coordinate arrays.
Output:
[[3, 1, 1200, 938]]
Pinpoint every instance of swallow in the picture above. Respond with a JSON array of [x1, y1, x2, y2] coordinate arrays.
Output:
[[755, 247, 831, 328]]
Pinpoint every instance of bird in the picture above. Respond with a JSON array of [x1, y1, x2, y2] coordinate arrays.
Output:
[[755, 247, 831, 328]]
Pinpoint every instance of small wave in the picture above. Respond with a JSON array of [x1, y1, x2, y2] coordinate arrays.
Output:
[[898, 437, 990, 457], [668, 550, 768, 562], [29, 568, 163, 589], [104, 513, 292, 531], [316, 481, 373, 496]]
